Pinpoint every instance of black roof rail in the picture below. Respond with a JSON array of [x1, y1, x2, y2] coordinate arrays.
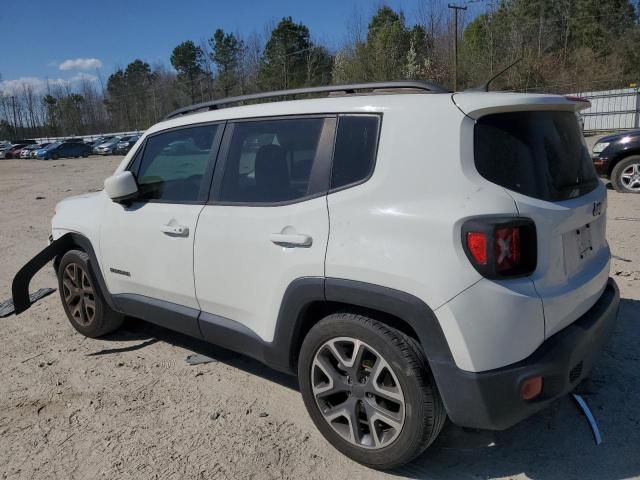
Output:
[[164, 80, 449, 120]]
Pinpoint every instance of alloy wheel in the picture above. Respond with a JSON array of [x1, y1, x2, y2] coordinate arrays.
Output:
[[311, 337, 405, 449], [62, 263, 96, 326], [620, 162, 640, 191]]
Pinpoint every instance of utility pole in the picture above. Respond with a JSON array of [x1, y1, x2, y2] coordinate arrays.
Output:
[[448, 3, 467, 91]]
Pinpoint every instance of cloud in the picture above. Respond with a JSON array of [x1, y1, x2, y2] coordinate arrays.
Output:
[[0, 74, 98, 95], [59, 58, 103, 71], [0, 77, 52, 94], [70, 72, 98, 83]]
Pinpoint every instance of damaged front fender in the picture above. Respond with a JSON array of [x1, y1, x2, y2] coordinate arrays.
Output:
[[11, 233, 76, 314], [11, 232, 112, 315]]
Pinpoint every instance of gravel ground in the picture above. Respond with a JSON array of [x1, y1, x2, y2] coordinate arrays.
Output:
[[0, 155, 639, 480]]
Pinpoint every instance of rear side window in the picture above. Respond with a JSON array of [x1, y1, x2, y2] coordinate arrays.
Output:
[[219, 117, 327, 204], [331, 115, 380, 189], [475, 111, 598, 201], [135, 124, 218, 202]]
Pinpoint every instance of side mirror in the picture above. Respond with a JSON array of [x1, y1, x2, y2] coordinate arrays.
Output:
[[104, 171, 138, 203]]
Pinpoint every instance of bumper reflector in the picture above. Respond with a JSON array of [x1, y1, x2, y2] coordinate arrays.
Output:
[[520, 376, 543, 400]]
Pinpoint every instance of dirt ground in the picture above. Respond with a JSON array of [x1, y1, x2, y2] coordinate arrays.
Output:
[[1, 154, 639, 480]]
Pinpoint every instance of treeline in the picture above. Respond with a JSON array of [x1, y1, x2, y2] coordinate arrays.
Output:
[[2, 0, 640, 139]]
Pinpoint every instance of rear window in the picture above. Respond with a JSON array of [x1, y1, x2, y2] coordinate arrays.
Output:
[[331, 115, 380, 189], [474, 111, 598, 201]]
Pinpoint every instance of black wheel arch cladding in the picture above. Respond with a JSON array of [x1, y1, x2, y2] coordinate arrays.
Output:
[[12, 232, 118, 314]]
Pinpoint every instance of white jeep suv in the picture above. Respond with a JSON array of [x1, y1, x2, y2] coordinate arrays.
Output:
[[12, 81, 619, 469]]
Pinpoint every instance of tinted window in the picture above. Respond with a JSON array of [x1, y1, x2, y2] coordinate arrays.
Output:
[[136, 125, 218, 202], [475, 111, 598, 201], [219, 118, 326, 203], [331, 115, 380, 189]]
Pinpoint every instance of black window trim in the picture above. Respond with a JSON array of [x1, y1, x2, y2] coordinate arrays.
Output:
[[328, 113, 383, 195], [207, 114, 338, 207], [125, 121, 226, 206]]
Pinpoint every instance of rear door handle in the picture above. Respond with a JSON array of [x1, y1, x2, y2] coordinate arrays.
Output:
[[160, 224, 189, 237], [269, 233, 312, 247]]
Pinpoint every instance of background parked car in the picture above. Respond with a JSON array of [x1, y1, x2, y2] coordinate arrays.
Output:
[[36, 142, 92, 160], [29, 143, 50, 158], [114, 136, 140, 155], [89, 136, 114, 149], [94, 137, 123, 155], [0, 143, 13, 159], [592, 130, 640, 193], [4, 144, 27, 159], [20, 144, 45, 159]]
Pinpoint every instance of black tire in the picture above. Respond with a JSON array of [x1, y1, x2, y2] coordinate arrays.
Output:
[[298, 313, 446, 470], [82, 152, 89, 158], [611, 155, 640, 193], [57, 250, 124, 338], [52, 153, 59, 160]]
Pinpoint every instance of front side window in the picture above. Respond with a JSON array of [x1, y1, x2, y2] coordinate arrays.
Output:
[[218, 117, 327, 203], [135, 124, 218, 202]]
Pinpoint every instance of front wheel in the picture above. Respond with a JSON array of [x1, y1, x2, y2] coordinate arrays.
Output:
[[57, 250, 124, 338], [298, 313, 446, 469], [611, 155, 640, 193], [52, 153, 59, 160]]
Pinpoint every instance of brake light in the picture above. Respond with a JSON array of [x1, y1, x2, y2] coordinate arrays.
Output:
[[462, 218, 536, 278], [564, 95, 590, 105], [466, 232, 487, 265]]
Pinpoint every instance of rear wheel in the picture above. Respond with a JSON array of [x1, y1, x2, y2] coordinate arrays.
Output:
[[57, 250, 123, 338], [611, 155, 640, 193], [298, 313, 446, 469]]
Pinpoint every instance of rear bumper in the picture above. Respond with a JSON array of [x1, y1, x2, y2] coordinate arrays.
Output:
[[435, 278, 619, 430]]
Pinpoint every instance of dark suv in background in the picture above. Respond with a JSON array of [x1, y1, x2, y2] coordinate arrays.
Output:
[[114, 136, 140, 155], [36, 142, 92, 160], [592, 130, 640, 193]]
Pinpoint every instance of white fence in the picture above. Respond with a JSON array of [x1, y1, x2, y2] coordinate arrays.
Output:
[[572, 87, 640, 132]]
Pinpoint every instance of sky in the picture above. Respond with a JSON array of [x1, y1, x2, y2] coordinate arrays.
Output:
[[0, 0, 467, 94]]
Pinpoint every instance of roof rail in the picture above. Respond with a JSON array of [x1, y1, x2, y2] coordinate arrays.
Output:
[[164, 80, 449, 120]]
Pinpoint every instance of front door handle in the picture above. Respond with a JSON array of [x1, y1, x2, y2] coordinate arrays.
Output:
[[269, 233, 312, 247], [161, 224, 189, 237]]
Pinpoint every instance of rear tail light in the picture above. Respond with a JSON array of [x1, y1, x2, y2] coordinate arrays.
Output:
[[466, 232, 487, 265], [462, 218, 536, 278]]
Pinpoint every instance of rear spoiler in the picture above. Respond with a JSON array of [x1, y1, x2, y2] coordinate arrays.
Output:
[[452, 92, 591, 119]]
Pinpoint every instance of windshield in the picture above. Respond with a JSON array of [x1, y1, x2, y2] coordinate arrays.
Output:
[[44, 142, 61, 150], [474, 111, 598, 201]]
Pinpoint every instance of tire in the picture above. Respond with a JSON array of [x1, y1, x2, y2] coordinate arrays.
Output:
[[52, 153, 59, 160], [57, 250, 124, 338], [611, 155, 640, 193], [298, 313, 446, 470], [82, 152, 89, 158]]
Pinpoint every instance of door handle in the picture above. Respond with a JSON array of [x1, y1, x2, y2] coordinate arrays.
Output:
[[269, 233, 312, 247], [160, 224, 189, 237]]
